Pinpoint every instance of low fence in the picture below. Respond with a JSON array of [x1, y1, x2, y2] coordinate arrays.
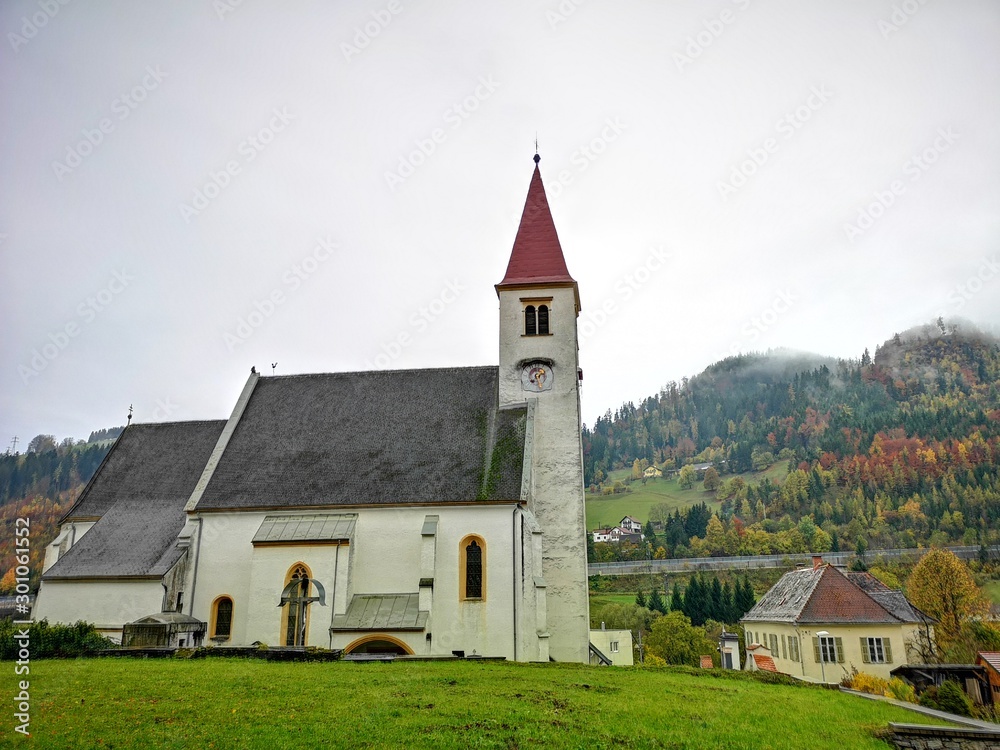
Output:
[[587, 545, 997, 577]]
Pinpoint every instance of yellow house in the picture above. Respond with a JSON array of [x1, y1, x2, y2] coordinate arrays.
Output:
[[741, 557, 934, 684]]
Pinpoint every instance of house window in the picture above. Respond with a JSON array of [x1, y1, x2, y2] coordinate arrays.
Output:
[[524, 305, 537, 336], [789, 636, 800, 662], [610, 641, 619, 653], [460, 535, 486, 601], [175, 591, 183, 612], [211, 596, 233, 640], [745, 630, 752, 646], [815, 635, 842, 664], [537, 305, 549, 335], [862, 637, 892, 664]]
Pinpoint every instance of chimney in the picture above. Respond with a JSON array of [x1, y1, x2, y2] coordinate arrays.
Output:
[[812, 554, 823, 570]]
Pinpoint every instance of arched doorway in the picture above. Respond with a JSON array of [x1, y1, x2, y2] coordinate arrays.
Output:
[[343, 634, 413, 656]]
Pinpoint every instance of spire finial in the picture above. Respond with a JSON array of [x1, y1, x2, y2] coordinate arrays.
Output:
[[534, 134, 540, 164]]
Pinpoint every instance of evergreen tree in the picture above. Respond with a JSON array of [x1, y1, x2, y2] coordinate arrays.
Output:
[[670, 582, 683, 613], [635, 590, 647, 608], [721, 581, 736, 624], [709, 576, 724, 622], [735, 575, 755, 617], [644, 519, 656, 543], [647, 586, 667, 614], [683, 574, 708, 626]]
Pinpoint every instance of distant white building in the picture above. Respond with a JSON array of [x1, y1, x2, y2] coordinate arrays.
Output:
[[619, 516, 642, 534], [589, 627, 633, 666]]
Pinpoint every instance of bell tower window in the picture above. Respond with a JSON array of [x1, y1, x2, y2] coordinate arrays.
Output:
[[522, 298, 552, 336]]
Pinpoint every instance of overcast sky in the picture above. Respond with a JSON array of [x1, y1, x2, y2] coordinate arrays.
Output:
[[2, 0, 999, 448]]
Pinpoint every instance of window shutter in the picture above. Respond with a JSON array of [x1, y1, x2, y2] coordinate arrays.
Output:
[[860, 638, 869, 663], [813, 636, 820, 663], [781, 634, 787, 660], [884, 639, 892, 664], [835, 637, 844, 663]]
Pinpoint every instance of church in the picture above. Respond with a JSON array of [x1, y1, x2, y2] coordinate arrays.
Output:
[[33, 156, 592, 663]]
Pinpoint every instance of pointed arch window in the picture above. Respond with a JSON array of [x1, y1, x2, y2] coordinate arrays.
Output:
[[211, 596, 233, 640], [283, 563, 311, 646], [459, 535, 486, 601]]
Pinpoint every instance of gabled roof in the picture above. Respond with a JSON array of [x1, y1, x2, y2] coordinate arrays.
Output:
[[742, 564, 925, 625], [496, 160, 579, 307], [45, 421, 226, 579], [193, 366, 526, 510], [977, 652, 1000, 676], [751, 654, 778, 672], [62, 421, 227, 522]]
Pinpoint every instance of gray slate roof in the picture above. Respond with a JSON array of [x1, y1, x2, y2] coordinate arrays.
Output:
[[742, 567, 824, 623], [196, 367, 526, 510], [330, 594, 428, 631], [45, 421, 226, 579], [64, 421, 226, 521]]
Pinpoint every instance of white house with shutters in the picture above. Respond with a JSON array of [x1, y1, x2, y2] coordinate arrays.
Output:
[[740, 556, 934, 683]]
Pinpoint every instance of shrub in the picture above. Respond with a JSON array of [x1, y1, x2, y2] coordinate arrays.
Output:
[[849, 671, 889, 697], [936, 680, 974, 717], [0, 619, 115, 659], [885, 677, 917, 703]]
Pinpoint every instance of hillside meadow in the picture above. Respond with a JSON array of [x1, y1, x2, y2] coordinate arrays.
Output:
[[19, 658, 948, 749], [585, 462, 788, 531]]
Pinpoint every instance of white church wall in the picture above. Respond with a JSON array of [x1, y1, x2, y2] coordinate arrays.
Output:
[[32, 579, 164, 641]]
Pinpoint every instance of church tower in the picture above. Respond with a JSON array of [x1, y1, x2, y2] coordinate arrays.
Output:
[[497, 154, 589, 662]]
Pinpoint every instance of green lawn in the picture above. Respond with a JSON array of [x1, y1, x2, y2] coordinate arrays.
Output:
[[588, 592, 638, 613], [22, 658, 945, 748], [585, 462, 790, 531]]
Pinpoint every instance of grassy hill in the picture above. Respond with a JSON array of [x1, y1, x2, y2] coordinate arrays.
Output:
[[585, 462, 788, 531], [26, 658, 949, 748]]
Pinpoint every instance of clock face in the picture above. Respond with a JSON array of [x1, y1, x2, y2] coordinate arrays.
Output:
[[521, 363, 553, 392]]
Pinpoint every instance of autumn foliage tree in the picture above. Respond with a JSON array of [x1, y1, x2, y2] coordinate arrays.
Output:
[[906, 549, 989, 652]]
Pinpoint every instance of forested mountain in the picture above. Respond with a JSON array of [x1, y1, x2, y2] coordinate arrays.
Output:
[[584, 321, 1000, 554], [0, 432, 115, 592]]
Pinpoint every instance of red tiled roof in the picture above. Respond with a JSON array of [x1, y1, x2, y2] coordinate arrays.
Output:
[[700, 655, 714, 669], [498, 164, 576, 289], [798, 565, 901, 623], [753, 654, 778, 673]]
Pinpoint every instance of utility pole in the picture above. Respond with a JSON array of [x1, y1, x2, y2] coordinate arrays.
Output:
[[6, 436, 18, 455]]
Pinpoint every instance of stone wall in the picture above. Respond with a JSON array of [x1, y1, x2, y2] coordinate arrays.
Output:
[[885, 723, 1000, 750]]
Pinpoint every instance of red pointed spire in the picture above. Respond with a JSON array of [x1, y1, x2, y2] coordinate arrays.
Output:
[[498, 159, 577, 290]]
